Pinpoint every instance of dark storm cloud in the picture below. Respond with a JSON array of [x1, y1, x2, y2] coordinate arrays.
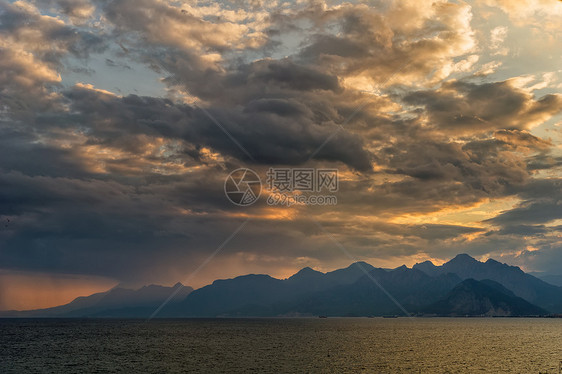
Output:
[[490, 224, 550, 237], [403, 80, 562, 135], [526, 153, 562, 171], [0, 163, 254, 280], [247, 59, 341, 92], [384, 138, 528, 187], [328, 130, 532, 215], [487, 179, 562, 226], [60, 82, 374, 171], [493, 129, 552, 150], [330, 220, 483, 242], [0, 126, 92, 179], [76, 0, 482, 174], [299, 34, 369, 60]]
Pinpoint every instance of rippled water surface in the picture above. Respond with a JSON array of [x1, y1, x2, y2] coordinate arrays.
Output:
[[1, 318, 562, 373]]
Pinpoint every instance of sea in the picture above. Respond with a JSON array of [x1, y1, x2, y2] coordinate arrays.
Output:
[[1, 318, 561, 373]]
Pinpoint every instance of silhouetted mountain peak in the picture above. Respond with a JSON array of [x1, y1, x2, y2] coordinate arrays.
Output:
[[484, 258, 522, 272], [300, 266, 314, 272], [291, 266, 322, 277], [211, 274, 280, 288], [391, 265, 409, 273], [447, 253, 478, 265], [412, 260, 439, 276], [324, 261, 375, 283], [484, 258, 513, 270], [415, 260, 436, 267], [348, 261, 374, 270]]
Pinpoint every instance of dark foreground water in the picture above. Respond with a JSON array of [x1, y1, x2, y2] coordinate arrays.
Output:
[[1, 318, 562, 373]]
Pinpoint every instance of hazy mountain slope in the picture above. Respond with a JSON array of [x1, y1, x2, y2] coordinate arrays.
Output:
[[424, 279, 547, 316], [0, 283, 192, 318], [531, 274, 562, 287]]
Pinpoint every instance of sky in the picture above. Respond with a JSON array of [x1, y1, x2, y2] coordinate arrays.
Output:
[[0, 0, 562, 310]]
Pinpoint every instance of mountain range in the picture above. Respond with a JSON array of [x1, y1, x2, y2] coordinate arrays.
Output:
[[2, 254, 561, 318]]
